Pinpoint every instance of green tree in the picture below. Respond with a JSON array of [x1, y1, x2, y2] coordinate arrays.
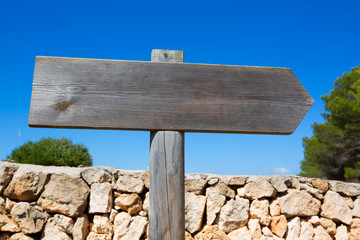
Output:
[[6, 137, 92, 167], [299, 66, 360, 181]]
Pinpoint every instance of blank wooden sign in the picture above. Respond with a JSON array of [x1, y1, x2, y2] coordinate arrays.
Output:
[[29, 56, 313, 134]]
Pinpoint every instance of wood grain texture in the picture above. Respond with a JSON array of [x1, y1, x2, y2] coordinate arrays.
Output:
[[149, 131, 185, 240], [29, 56, 313, 134], [149, 49, 185, 240]]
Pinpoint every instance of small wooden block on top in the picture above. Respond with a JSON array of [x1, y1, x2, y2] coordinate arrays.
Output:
[[29, 56, 313, 134]]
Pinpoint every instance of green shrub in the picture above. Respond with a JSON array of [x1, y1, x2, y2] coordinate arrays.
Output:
[[6, 137, 92, 167]]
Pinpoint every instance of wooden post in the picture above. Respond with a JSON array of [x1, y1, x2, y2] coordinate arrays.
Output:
[[149, 49, 185, 240]]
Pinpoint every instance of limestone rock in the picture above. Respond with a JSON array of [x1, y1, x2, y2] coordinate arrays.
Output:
[[114, 173, 144, 194], [114, 193, 142, 215], [308, 216, 320, 225], [110, 209, 118, 223], [311, 178, 328, 192], [142, 171, 150, 189], [286, 217, 300, 240], [329, 181, 360, 196], [227, 226, 252, 240], [335, 225, 349, 240], [194, 225, 230, 240], [185, 192, 206, 233], [38, 174, 90, 217], [89, 183, 112, 214], [143, 192, 149, 213], [5, 198, 16, 213], [0, 164, 18, 193], [270, 215, 287, 238], [278, 189, 320, 217], [86, 232, 111, 240], [353, 199, 360, 218], [262, 226, 273, 237], [11, 202, 47, 234], [248, 219, 262, 240], [113, 212, 147, 240], [291, 177, 301, 190], [313, 225, 332, 240], [206, 187, 226, 225], [321, 190, 352, 225], [54, 214, 74, 234], [350, 218, 360, 240], [185, 231, 195, 240], [208, 177, 219, 186], [237, 188, 245, 197], [209, 182, 235, 199], [185, 176, 207, 194], [0, 214, 20, 232], [227, 176, 247, 186], [9, 233, 35, 240], [320, 217, 336, 235], [300, 183, 323, 200], [91, 215, 113, 236], [244, 178, 276, 200], [268, 175, 291, 193], [80, 167, 113, 185], [41, 217, 71, 240], [4, 171, 48, 201], [73, 214, 90, 240], [219, 197, 249, 233], [250, 199, 270, 226], [299, 221, 314, 240], [270, 200, 281, 217]]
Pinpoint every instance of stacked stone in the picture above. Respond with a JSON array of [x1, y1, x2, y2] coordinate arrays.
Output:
[[1, 162, 360, 240]]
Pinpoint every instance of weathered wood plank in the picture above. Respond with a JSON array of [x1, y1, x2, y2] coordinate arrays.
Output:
[[149, 49, 185, 240], [29, 56, 313, 134]]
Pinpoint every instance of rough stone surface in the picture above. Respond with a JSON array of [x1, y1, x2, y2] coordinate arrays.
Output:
[[313, 225, 332, 240], [320, 217, 336, 235], [219, 197, 249, 233], [0, 164, 18, 194], [250, 199, 270, 226], [344, 196, 354, 209], [194, 225, 230, 240], [54, 214, 74, 234], [335, 225, 349, 240], [9, 233, 35, 240], [114, 193, 142, 215], [114, 173, 144, 194], [5, 198, 16, 213], [89, 183, 112, 214], [270, 215, 287, 238], [278, 189, 321, 217], [299, 221, 314, 240], [329, 181, 360, 197], [270, 200, 281, 217], [248, 219, 262, 240], [185, 231, 195, 240], [261, 226, 273, 237], [91, 215, 113, 236], [244, 178, 276, 200], [350, 218, 360, 240], [185, 192, 206, 233], [227, 226, 252, 240], [4, 171, 48, 201], [268, 175, 291, 193], [86, 232, 111, 240], [353, 199, 360, 218], [312, 178, 328, 192], [286, 217, 300, 240], [10, 202, 47, 234], [41, 217, 71, 240], [38, 174, 90, 217], [73, 214, 90, 240], [142, 192, 149, 213], [308, 215, 320, 225], [209, 182, 235, 199], [80, 167, 113, 185], [300, 183, 324, 200], [185, 176, 207, 195], [0, 214, 20, 232], [113, 212, 147, 240], [227, 176, 247, 186], [206, 187, 226, 225], [321, 191, 352, 225]]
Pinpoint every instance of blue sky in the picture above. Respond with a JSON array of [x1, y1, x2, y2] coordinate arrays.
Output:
[[1, 1, 360, 175]]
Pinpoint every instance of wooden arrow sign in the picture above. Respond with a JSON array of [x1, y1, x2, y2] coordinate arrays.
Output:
[[29, 56, 313, 134]]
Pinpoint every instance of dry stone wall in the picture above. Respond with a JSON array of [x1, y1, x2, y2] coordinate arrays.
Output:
[[0, 162, 360, 239]]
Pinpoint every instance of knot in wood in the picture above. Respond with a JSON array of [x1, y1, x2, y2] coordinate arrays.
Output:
[[54, 101, 71, 112]]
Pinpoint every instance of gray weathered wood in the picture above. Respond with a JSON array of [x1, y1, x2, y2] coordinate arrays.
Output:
[[149, 49, 185, 240], [29, 55, 313, 134]]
